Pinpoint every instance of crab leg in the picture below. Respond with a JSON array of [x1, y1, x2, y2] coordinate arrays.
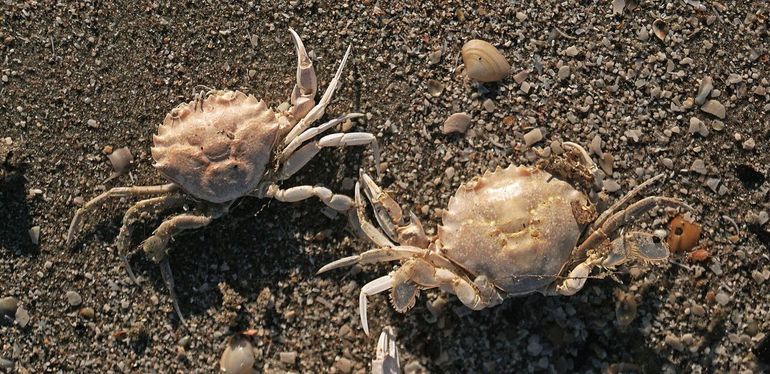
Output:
[[278, 132, 381, 181], [359, 275, 393, 336], [115, 194, 188, 284], [317, 246, 426, 274], [279, 113, 364, 163], [372, 326, 400, 374], [284, 43, 352, 145], [287, 28, 318, 120], [66, 183, 179, 245], [592, 173, 665, 230], [260, 183, 355, 212], [578, 196, 693, 254], [350, 181, 396, 248], [562, 141, 603, 190], [142, 212, 217, 325]]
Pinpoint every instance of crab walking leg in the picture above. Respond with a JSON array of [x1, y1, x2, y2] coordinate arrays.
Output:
[[278, 132, 381, 180], [284, 44, 353, 145], [592, 173, 665, 230], [553, 254, 604, 296], [317, 246, 426, 274], [115, 194, 188, 284], [359, 275, 393, 336], [262, 184, 355, 212], [141, 213, 216, 324], [279, 113, 365, 163], [66, 183, 179, 244], [579, 196, 693, 254], [287, 28, 318, 120]]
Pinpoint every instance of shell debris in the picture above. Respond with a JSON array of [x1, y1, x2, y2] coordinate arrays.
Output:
[[442, 112, 472, 135]]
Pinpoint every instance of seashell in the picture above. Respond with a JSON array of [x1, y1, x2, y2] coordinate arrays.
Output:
[[667, 215, 701, 253], [652, 19, 668, 42], [461, 39, 511, 82], [220, 335, 255, 374], [442, 112, 472, 134], [107, 147, 134, 175], [426, 79, 444, 97]]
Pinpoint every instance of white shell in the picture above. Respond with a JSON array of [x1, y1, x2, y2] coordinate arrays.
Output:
[[461, 40, 511, 82], [220, 336, 254, 374], [442, 112, 472, 134]]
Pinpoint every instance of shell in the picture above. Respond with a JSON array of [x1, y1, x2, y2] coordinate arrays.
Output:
[[461, 39, 511, 82], [652, 19, 668, 42], [438, 165, 587, 294], [107, 147, 134, 175], [152, 90, 281, 203], [442, 112, 472, 134], [667, 214, 701, 253], [220, 335, 255, 374]]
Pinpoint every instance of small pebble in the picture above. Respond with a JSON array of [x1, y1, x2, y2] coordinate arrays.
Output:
[[333, 357, 353, 373], [482, 99, 496, 112], [691, 304, 706, 317], [695, 76, 713, 105], [562, 46, 579, 57], [66, 291, 83, 307], [15, 307, 30, 327], [603, 179, 621, 193], [0, 296, 18, 315], [665, 334, 685, 351], [280, 351, 297, 365], [513, 70, 529, 84], [0, 357, 12, 369], [690, 159, 707, 175], [742, 138, 756, 150], [715, 292, 730, 306], [87, 119, 99, 128], [523, 128, 543, 146], [700, 100, 726, 119], [79, 307, 95, 319], [557, 65, 570, 81], [28, 226, 40, 245]]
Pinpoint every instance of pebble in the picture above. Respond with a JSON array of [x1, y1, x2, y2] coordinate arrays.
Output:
[[557, 65, 571, 81], [562, 46, 579, 57], [0, 296, 18, 315], [700, 100, 726, 119], [695, 76, 713, 105], [742, 138, 756, 150], [280, 351, 297, 365], [665, 334, 684, 351], [523, 128, 543, 146], [482, 99, 496, 112], [79, 307, 95, 319], [87, 119, 99, 128], [333, 357, 353, 373], [15, 307, 30, 327], [527, 336, 543, 356], [715, 292, 730, 306], [603, 179, 621, 193], [28, 226, 40, 245], [66, 291, 83, 307], [513, 70, 529, 84], [688, 117, 708, 137], [690, 159, 707, 175], [691, 304, 706, 317]]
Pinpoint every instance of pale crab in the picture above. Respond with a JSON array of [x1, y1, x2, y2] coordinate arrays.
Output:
[[319, 143, 693, 335], [66, 29, 380, 323]]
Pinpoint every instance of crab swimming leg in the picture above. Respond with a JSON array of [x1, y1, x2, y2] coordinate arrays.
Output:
[[359, 172, 430, 247]]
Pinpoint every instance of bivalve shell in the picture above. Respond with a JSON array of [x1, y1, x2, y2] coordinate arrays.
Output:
[[461, 40, 511, 82], [442, 112, 472, 134], [220, 335, 255, 374]]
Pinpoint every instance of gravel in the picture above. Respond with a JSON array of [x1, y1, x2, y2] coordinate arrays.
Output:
[[1, 1, 768, 372]]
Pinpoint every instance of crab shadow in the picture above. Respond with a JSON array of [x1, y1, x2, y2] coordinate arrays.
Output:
[[0, 152, 37, 257], [118, 146, 366, 329], [386, 273, 672, 373]]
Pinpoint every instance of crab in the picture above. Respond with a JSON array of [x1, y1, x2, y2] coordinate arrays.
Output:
[[66, 29, 380, 323], [319, 143, 693, 335]]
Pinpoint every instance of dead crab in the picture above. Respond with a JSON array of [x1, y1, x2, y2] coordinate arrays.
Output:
[[319, 143, 693, 335], [67, 29, 380, 323]]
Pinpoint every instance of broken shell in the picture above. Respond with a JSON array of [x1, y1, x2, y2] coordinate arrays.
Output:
[[442, 112, 472, 134], [461, 39, 511, 82], [687, 247, 710, 263], [667, 215, 701, 253], [652, 19, 668, 42], [107, 147, 134, 175], [220, 335, 254, 374]]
